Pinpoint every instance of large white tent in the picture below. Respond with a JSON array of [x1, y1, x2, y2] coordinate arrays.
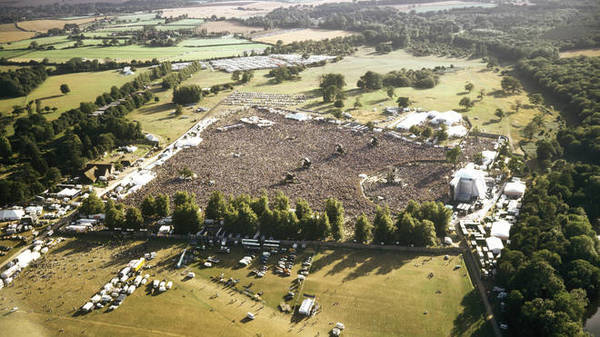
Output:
[[450, 166, 487, 202], [0, 208, 25, 221], [486, 237, 504, 255], [491, 219, 513, 240]]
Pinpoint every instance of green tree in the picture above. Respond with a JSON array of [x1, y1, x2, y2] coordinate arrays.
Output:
[[465, 82, 474, 92], [295, 198, 313, 221], [356, 71, 383, 90], [80, 192, 104, 215], [495, 108, 505, 120], [174, 191, 195, 207], [459, 97, 473, 110], [60, 84, 70, 94], [446, 146, 462, 167], [172, 202, 202, 234], [206, 191, 227, 220], [141, 195, 156, 220], [154, 194, 170, 218], [315, 212, 331, 240], [501, 76, 522, 94], [0, 135, 12, 161], [373, 205, 394, 244], [528, 93, 543, 106], [325, 197, 344, 241], [353, 97, 362, 109], [174, 104, 183, 116], [273, 191, 289, 211], [125, 207, 143, 229], [397, 96, 410, 108], [386, 86, 395, 99], [354, 213, 372, 244]]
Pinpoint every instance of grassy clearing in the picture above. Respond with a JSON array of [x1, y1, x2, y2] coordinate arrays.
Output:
[[126, 70, 234, 142], [0, 238, 489, 337], [559, 48, 600, 58], [0, 69, 146, 124], [254, 28, 354, 44]]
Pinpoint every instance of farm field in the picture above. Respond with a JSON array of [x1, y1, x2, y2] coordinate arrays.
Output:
[[233, 48, 546, 147], [559, 48, 600, 58], [16, 18, 99, 32], [197, 20, 265, 34], [126, 70, 235, 142], [0, 69, 146, 126], [2, 39, 268, 62], [0, 23, 35, 43], [253, 28, 354, 44], [0, 238, 490, 337]]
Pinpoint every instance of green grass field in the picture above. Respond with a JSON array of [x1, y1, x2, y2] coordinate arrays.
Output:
[[3, 39, 267, 62], [0, 69, 147, 126], [126, 69, 234, 142], [0, 239, 490, 337]]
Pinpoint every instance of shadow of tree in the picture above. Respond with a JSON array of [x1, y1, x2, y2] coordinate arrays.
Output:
[[451, 289, 494, 337]]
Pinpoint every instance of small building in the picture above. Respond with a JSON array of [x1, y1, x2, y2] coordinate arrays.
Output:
[[504, 180, 526, 198]]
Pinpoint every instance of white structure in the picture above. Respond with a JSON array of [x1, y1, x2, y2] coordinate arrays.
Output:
[[491, 219, 512, 240], [504, 180, 526, 198], [450, 166, 487, 202], [0, 208, 25, 221], [145, 133, 159, 143], [56, 188, 80, 199], [298, 298, 315, 316], [486, 237, 504, 255]]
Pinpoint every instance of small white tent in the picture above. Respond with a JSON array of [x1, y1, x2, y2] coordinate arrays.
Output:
[[450, 167, 487, 202]]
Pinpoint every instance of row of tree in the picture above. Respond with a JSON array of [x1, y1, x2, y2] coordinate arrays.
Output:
[[357, 68, 439, 91]]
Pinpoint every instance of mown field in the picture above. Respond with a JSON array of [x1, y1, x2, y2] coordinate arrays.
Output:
[[253, 28, 354, 44], [559, 48, 600, 58], [16, 18, 99, 32], [0, 238, 490, 337]]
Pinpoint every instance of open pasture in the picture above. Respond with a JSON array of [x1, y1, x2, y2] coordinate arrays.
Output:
[[0, 69, 146, 126], [253, 28, 354, 44], [0, 238, 490, 337], [390, 0, 496, 13]]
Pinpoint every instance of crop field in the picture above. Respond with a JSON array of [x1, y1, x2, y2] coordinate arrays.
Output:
[[253, 28, 354, 44], [16, 18, 99, 32], [197, 20, 265, 34], [0, 69, 147, 127], [0, 238, 490, 337], [2, 38, 268, 62], [127, 109, 451, 218], [559, 48, 600, 58], [0, 23, 36, 43]]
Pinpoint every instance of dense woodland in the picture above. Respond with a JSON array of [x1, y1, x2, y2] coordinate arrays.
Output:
[[0, 62, 175, 205], [0, 66, 48, 98]]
